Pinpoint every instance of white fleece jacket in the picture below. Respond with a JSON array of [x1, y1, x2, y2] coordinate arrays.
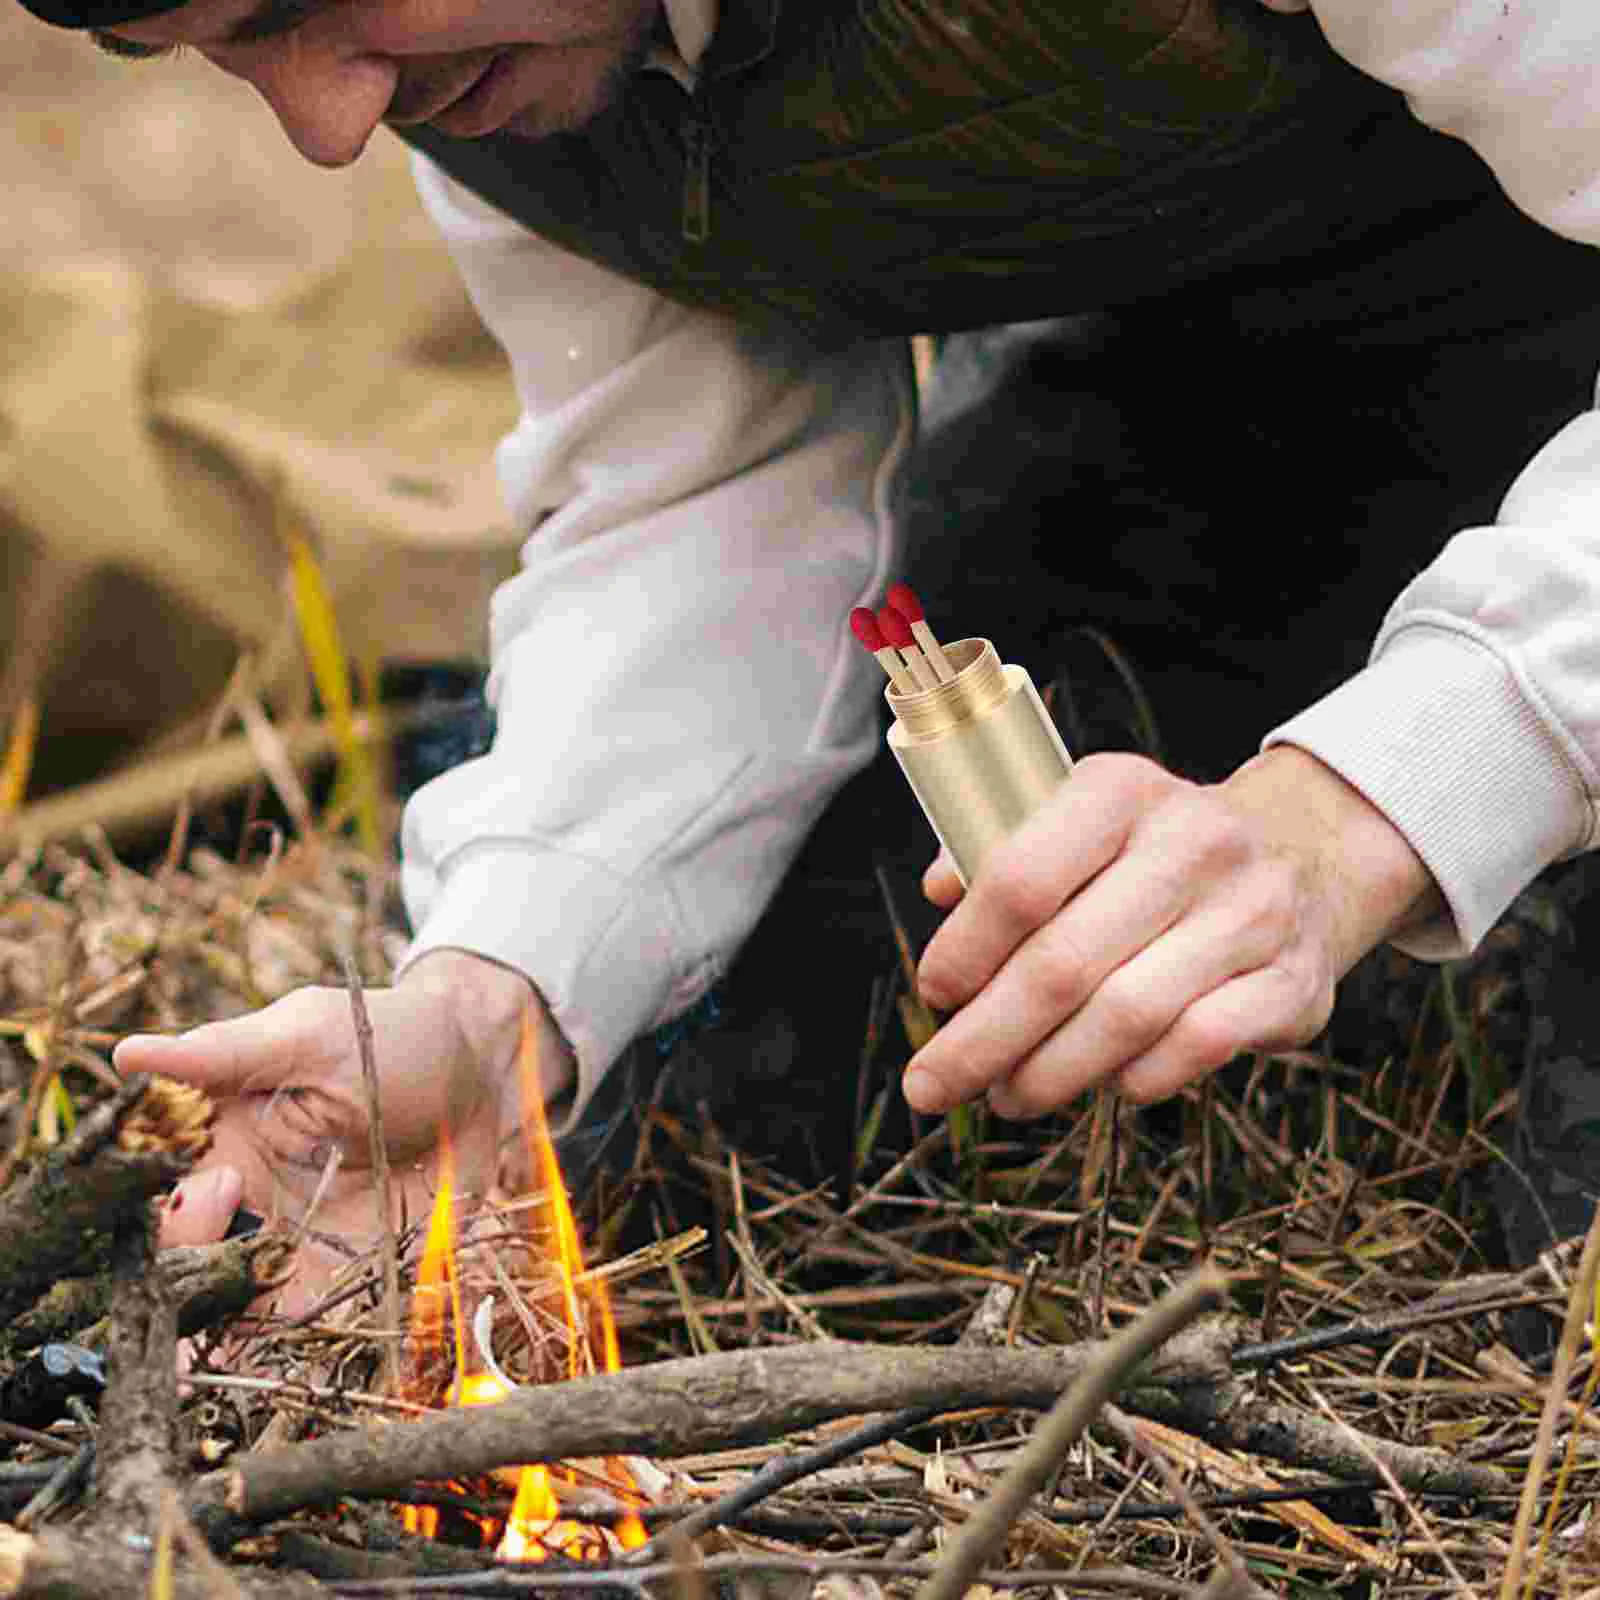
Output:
[[400, 0, 1600, 1122], [1265, 0, 1600, 247]]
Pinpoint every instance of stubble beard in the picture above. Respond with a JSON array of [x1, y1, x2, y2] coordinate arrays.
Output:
[[503, 5, 659, 139]]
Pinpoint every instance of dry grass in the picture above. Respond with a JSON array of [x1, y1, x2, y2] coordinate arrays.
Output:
[[0, 823, 1597, 1598]]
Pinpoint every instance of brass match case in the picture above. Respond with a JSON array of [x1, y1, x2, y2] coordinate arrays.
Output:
[[886, 637, 1073, 886]]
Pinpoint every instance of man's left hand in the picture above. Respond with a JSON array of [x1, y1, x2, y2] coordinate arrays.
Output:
[[905, 747, 1440, 1118]]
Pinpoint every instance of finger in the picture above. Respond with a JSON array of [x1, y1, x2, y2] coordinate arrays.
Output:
[[114, 987, 345, 1097], [1113, 963, 1332, 1105], [903, 825, 1199, 1114], [922, 849, 965, 908], [983, 887, 1295, 1118], [916, 754, 1170, 1011], [158, 1163, 243, 1249]]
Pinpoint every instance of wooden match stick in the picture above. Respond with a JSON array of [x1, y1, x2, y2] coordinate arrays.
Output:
[[877, 605, 940, 691], [886, 583, 955, 683], [849, 608, 916, 694]]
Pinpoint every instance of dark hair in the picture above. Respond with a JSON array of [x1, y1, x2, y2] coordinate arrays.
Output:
[[18, 0, 186, 30]]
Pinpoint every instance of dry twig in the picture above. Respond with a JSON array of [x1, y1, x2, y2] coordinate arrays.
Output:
[[344, 955, 402, 1398], [1498, 1206, 1600, 1600], [915, 1268, 1227, 1600]]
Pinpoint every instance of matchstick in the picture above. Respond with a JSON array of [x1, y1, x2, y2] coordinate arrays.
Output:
[[849, 607, 916, 694], [886, 583, 955, 683], [877, 605, 941, 691]]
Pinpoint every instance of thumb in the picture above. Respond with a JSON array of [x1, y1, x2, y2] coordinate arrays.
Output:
[[158, 1164, 244, 1249], [114, 986, 338, 1097], [923, 848, 965, 909]]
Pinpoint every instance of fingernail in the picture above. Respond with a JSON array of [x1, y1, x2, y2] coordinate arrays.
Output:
[[113, 1032, 176, 1066], [903, 1065, 939, 1112], [178, 1165, 244, 1217]]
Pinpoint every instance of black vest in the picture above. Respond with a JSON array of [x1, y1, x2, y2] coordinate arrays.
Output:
[[398, 0, 1600, 353]]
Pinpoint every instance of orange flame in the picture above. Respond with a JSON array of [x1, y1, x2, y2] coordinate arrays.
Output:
[[401, 1132, 465, 1541], [398, 1014, 648, 1558], [517, 1015, 648, 1551], [409, 1128, 466, 1396]]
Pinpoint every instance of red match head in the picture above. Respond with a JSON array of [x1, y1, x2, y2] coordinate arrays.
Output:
[[849, 607, 887, 652], [877, 604, 915, 650], [885, 582, 925, 625]]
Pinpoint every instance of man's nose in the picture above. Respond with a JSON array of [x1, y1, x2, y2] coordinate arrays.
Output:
[[250, 50, 400, 167]]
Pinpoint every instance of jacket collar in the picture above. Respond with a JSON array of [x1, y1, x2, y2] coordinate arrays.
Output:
[[697, 0, 779, 82]]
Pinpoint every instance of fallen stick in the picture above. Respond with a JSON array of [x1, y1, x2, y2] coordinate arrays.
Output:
[[915, 1269, 1229, 1600], [10, 1234, 295, 1350], [0, 1526, 326, 1600], [318, 1553, 1197, 1598], [191, 1334, 1224, 1523], [0, 1075, 209, 1328], [627, 1276, 1022, 1560], [92, 1207, 178, 1526], [190, 1326, 1502, 1530], [1129, 1374, 1499, 1502]]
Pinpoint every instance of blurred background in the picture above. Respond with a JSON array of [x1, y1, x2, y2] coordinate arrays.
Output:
[[0, 13, 519, 826]]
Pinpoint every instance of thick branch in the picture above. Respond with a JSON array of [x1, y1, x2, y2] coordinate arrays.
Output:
[[11, 1234, 295, 1349], [191, 1329, 1500, 1525], [0, 1076, 202, 1328], [1128, 1377, 1502, 1502], [92, 1211, 178, 1525], [193, 1338, 1217, 1521], [0, 1527, 326, 1600]]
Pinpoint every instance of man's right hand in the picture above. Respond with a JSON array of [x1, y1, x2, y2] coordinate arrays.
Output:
[[114, 950, 574, 1318]]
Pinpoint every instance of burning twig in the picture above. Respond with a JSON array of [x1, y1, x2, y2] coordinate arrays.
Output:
[[191, 1337, 1221, 1525], [0, 1074, 209, 1329], [187, 1325, 1503, 1534]]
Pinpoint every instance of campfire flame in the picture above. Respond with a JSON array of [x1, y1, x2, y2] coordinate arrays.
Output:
[[399, 1013, 648, 1561]]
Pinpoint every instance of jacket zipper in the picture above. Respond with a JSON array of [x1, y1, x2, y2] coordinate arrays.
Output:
[[682, 105, 713, 244]]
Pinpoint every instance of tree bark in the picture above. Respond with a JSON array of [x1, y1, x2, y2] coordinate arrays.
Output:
[[0, 1526, 327, 1599], [10, 1234, 294, 1350], [0, 1075, 204, 1329], [191, 1328, 1502, 1526], [92, 1213, 178, 1526]]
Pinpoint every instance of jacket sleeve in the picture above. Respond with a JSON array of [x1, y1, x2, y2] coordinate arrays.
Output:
[[397, 155, 915, 1125], [1266, 407, 1600, 959], [1298, 0, 1600, 245]]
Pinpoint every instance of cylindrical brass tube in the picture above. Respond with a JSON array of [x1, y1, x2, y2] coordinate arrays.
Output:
[[886, 638, 1073, 885]]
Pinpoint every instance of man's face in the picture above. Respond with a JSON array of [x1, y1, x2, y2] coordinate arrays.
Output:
[[98, 0, 662, 167]]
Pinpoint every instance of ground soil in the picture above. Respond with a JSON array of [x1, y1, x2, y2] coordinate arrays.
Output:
[[0, 10, 422, 305]]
